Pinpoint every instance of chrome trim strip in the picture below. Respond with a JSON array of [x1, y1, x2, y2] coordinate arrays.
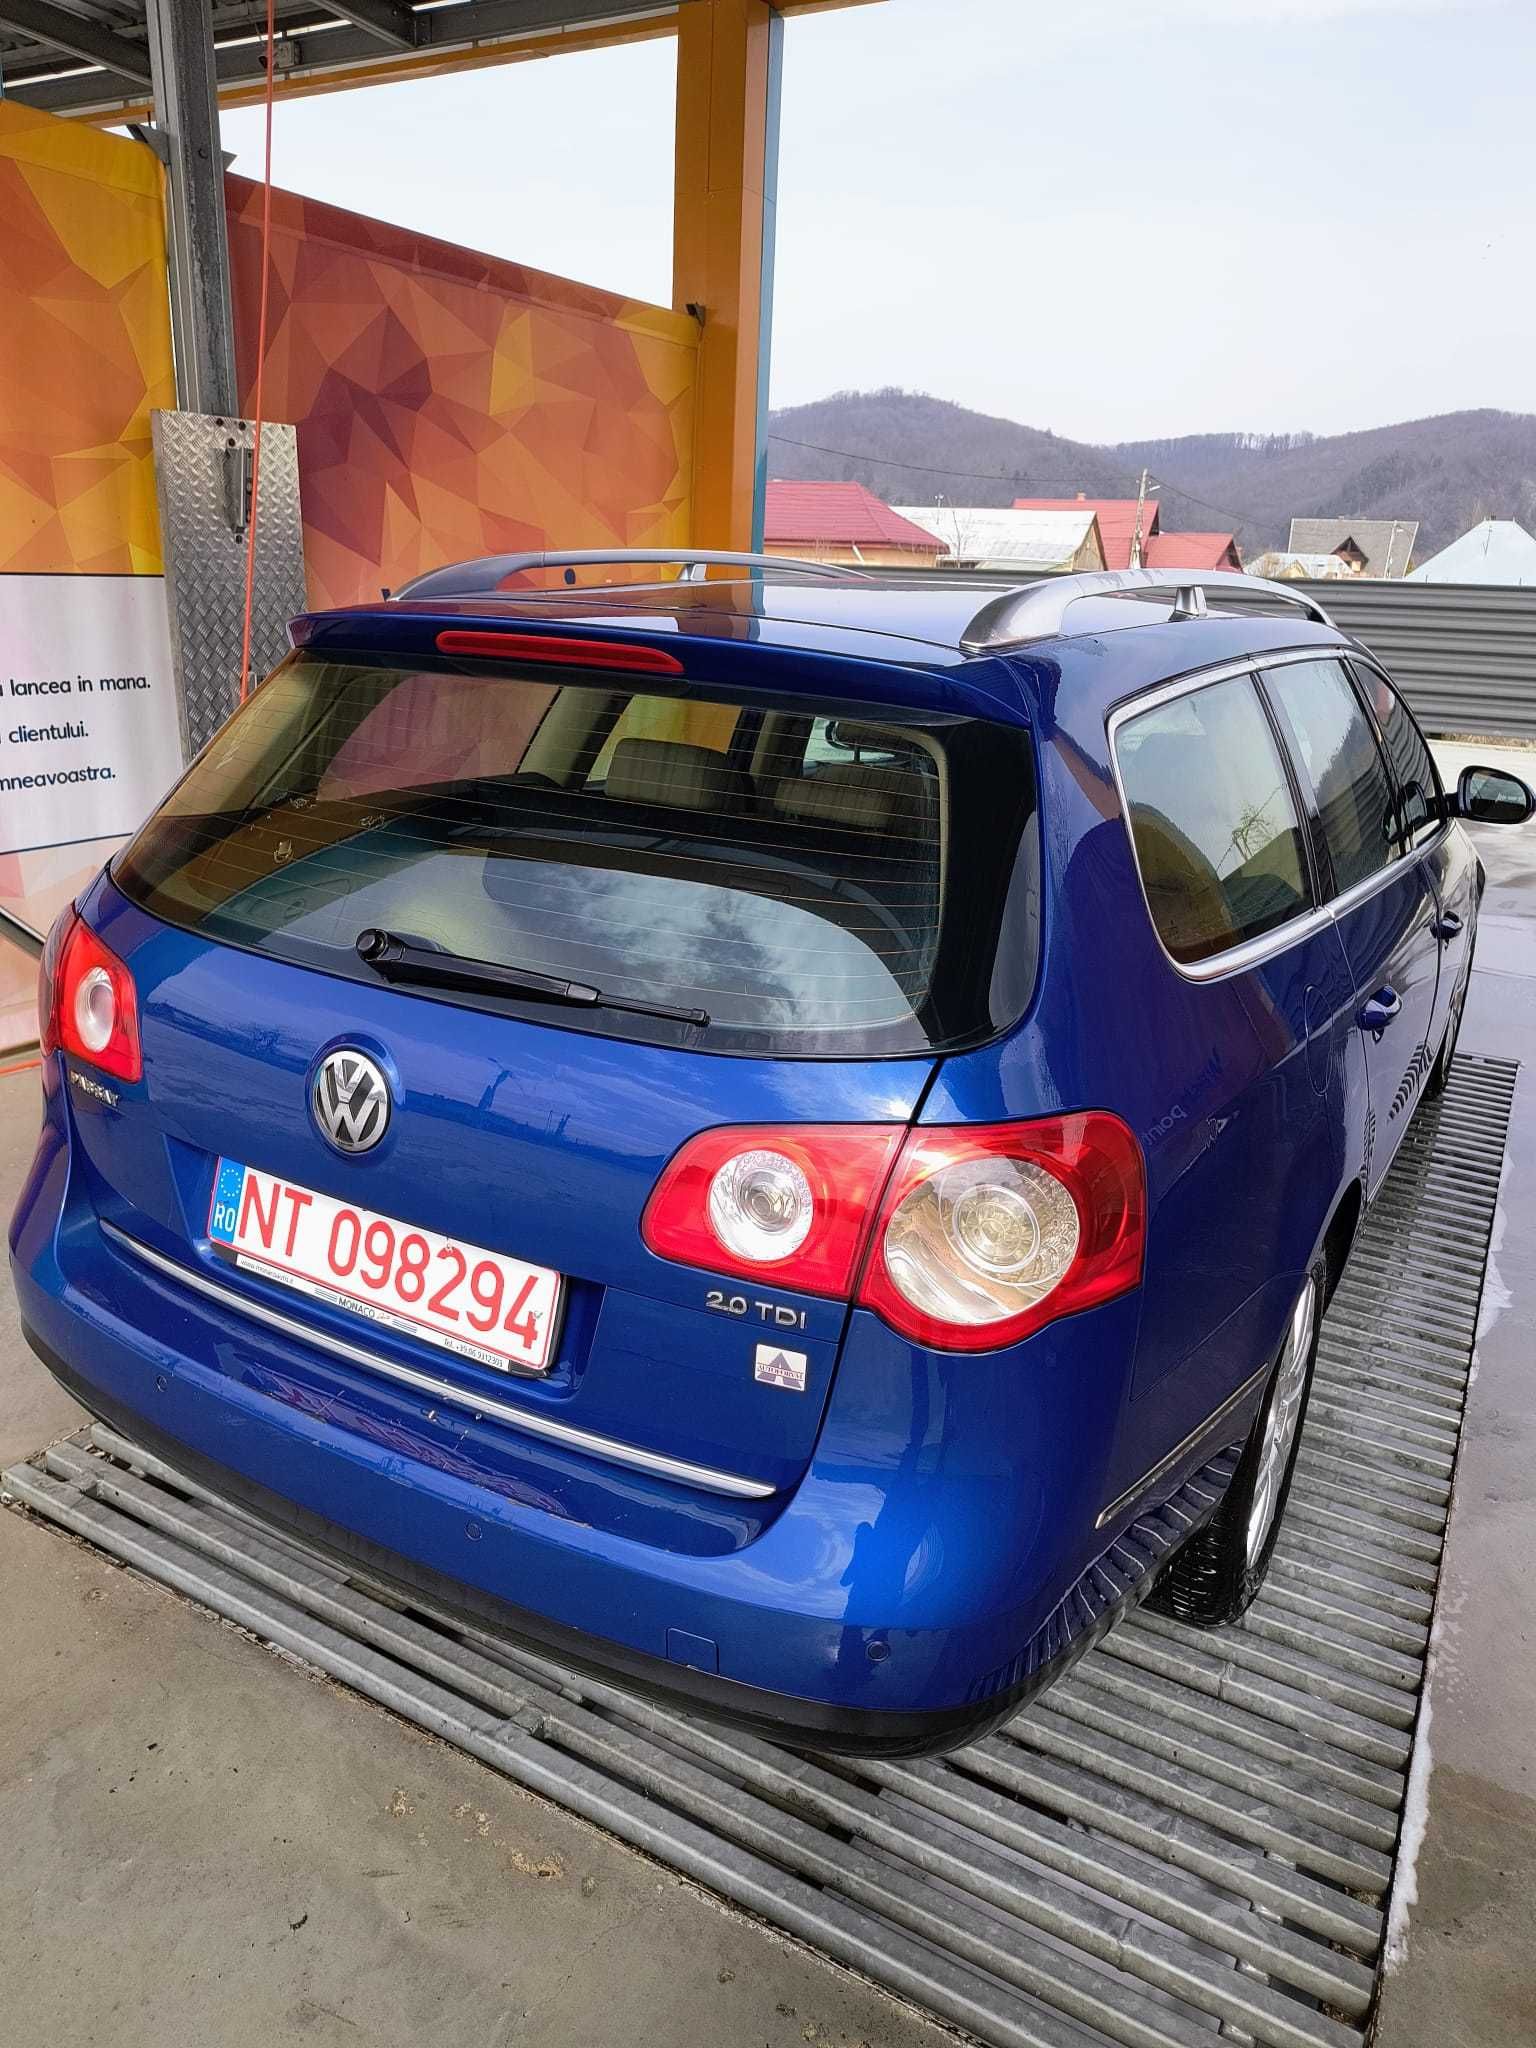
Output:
[[101, 1223, 777, 1503], [1106, 644, 1324, 730], [1094, 1362, 1270, 1530]]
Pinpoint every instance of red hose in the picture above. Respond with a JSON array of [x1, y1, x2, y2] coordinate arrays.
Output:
[[237, 0, 278, 702]]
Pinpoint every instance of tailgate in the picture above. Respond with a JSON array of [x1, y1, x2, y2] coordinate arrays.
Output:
[[71, 883, 934, 1495], [71, 635, 1035, 1496]]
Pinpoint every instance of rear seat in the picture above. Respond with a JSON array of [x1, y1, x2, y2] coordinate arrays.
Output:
[[602, 737, 753, 813], [774, 762, 935, 839]]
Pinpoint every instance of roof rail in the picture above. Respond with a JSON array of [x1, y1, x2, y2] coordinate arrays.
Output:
[[393, 549, 874, 601], [959, 568, 1337, 654]]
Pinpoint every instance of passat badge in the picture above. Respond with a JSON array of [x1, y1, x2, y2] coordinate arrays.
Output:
[[754, 1343, 808, 1392]]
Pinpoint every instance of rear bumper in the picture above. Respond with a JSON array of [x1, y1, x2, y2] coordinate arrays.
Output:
[[24, 1327, 1020, 1754], [21, 1324, 1232, 1755], [9, 1086, 1247, 1755]]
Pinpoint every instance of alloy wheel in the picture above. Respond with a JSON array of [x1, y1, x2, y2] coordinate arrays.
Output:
[[1245, 1277, 1317, 1567]]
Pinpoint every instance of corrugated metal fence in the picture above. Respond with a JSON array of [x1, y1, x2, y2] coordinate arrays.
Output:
[[1293, 579, 1536, 741]]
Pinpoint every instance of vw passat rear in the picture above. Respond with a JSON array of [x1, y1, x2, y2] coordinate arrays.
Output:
[[15, 558, 1521, 1753]]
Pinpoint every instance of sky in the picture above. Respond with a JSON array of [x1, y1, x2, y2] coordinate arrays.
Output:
[[220, 0, 1536, 448]]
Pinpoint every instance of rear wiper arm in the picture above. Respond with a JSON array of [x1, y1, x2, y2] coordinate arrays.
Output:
[[355, 928, 710, 1029]]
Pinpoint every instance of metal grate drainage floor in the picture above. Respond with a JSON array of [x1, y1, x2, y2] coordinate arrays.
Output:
[[3, 1054, 1517, 2048]]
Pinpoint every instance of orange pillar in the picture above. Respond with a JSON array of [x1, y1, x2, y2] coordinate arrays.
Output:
[[673, 0, 781, 552]]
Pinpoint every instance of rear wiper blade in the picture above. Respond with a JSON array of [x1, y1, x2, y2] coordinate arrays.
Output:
[[355, 928, 710, 1028]]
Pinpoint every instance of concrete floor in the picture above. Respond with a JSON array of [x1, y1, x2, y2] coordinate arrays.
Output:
[[3, 741, 1534, 2047], [0, 1126, 949, 2043], [1373, 750, 1536, 2048]]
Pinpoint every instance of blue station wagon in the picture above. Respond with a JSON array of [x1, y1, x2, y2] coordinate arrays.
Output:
[[11, 554, 1533, 1754]]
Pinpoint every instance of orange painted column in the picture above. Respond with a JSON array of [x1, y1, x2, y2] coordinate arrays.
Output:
[[673, 0, 782, 552]]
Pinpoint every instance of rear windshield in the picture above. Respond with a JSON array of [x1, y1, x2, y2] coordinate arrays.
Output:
[[114, 655, 1039, 1055]]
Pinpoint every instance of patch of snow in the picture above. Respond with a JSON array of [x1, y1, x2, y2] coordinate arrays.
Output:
[[1385, 1662, 1433, 1969], [1384, 1076, 1513, 1969]]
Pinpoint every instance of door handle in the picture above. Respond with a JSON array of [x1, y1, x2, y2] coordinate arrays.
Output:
[[1358, 986, 1402, 1034], [1434, 912, 1463, 940]]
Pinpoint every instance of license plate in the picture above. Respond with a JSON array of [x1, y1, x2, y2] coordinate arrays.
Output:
[[207, 1160, 562, 1374]]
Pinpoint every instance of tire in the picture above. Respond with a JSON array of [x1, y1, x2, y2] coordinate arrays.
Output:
[[1425, 919, 1476, 1100], [1147, 1263, 1323, 1628]]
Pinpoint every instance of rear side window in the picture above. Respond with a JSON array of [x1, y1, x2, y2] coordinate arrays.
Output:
[[1354, 664, 1443, 849], [1265, 658, 1399, 893], [114, 656, 1039, 1057], [1116, 675, 1313, 966]]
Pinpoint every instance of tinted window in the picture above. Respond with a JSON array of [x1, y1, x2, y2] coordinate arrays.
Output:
[[1118, 675, 1312, 966], [1355, 664, 1443, 848], [114, 657, 1038, 1056], [1266, 658, 1399, 894]]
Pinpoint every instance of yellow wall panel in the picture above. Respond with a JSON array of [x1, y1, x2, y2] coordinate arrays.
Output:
[[0, 102, 177, 1049], [0, 101, 174, 581]]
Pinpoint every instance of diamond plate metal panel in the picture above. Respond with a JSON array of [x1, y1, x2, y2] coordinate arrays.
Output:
[[152, 409, 306, 756]]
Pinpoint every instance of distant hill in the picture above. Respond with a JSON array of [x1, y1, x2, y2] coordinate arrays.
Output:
[[766, 390, 1536, 561]]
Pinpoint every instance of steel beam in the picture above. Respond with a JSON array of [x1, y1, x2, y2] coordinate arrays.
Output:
[[144, 0, 240, 418], [2, 0, 688, 117], [0, 0, 152, 81], [673, 0, 783, 550], [321, 0, 419, 49]]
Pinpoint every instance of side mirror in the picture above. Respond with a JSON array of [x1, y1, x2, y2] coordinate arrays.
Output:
[[1456, 764, 1536, 826]]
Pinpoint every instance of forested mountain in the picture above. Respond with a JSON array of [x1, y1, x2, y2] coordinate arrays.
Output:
[[767, 390, 1536, 559]]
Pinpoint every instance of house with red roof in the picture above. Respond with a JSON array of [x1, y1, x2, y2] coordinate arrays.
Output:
[[1011, 496, 1241, 573], [764, 480, 948, 568], [1144, 530, 1244, 571]]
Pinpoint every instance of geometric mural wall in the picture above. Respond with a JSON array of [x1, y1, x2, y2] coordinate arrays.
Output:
[[0, 117, 698, 1050], [0, 103, 174, 578], [0, 102, 177, 1051], [227, 178, 697, 611]]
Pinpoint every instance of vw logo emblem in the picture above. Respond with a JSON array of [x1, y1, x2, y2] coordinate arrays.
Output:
[[312, 1049, 391, 1154]]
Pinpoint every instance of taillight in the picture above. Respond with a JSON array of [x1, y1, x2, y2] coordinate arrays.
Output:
[[642, 1113, 1144, 1352], [46, 913, 142, 1083], [641, 1124, 905, 1297], [37, 905, 73, 1057], [859, 1116, 1145, 1351]]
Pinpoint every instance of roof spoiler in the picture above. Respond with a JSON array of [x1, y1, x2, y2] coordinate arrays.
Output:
[[959, 568, 1337, 654]]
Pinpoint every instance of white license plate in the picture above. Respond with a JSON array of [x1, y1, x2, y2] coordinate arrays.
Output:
[[207, 1159, 562, 1374]]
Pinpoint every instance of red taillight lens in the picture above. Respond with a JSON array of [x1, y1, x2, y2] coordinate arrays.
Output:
[[641, 1124, 905, 1298], [49, 914, 142, 1083], [858, 1115, 1145, 1351], [37, 905, 74, 1057], [641, 1113, 1145, 1351]]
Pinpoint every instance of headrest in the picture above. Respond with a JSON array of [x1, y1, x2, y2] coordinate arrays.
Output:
[[825, 720, 911, 755], [774, 762, 933, 836], [604, 737, 739, 812]]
